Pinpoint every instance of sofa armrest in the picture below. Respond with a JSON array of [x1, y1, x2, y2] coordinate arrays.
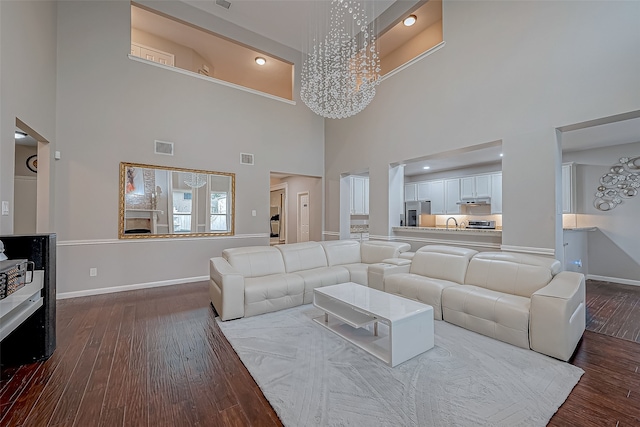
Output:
[[529, 271, 586, 361], [381, 257, 411, 266], [399, 252, 415, 260], [210, 257, 245, 321], [368, 262, 411, 291]]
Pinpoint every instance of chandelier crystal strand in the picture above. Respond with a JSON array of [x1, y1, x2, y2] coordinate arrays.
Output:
[[301, 0, 380, 119], [184, 173, 207, 188]]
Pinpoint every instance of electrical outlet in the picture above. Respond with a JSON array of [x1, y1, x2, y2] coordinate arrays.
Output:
[[252, 210, 257, 217], [90, 268, 97, 277], [1, 201, 9, 216]]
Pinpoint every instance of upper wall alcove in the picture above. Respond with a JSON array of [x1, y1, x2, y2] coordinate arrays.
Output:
[[129, 1, 443, 102]]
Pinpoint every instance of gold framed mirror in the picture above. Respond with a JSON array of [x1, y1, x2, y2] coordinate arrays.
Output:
[[119, 162, 235, 239]]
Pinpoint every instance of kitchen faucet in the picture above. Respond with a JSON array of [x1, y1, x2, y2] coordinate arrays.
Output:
[[446, 217, 458, 230]]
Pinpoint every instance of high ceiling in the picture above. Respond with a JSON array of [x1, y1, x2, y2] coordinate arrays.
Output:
[[183, 0, 401, 51]]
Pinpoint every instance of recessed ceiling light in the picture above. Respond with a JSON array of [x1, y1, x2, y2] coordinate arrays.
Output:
[[15, 131, 27, 139], [255, 57, 266, 66], [499, 153, 504, 157], [403, 15, 417, 27], [423, 166, 430, 170]]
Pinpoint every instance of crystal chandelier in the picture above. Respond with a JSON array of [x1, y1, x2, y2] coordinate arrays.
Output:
[[301, 0, 381, 119], [184, 173, 207, 188]]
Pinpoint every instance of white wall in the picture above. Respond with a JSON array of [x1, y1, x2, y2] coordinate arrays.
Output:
[[50, 0, 323, 295], [563, 141, 640, 283], [325, 0, 640, 256], [0, 0, 57, 235]]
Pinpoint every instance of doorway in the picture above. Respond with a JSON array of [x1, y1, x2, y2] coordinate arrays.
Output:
[[269, 183, 287, 245], [297, 192, 310, 242], [14, 119, 51, 234]]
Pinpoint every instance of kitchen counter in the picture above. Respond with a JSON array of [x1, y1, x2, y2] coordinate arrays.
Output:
[[562, 227, 597, 232], [393, 226, 502, 237], [350, 225, 369, 233]]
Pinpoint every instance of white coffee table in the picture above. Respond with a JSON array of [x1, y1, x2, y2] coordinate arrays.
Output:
[[313, 282, 434, 367]]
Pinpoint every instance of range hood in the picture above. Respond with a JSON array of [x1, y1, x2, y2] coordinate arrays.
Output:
[[457, 198, 491, 206]]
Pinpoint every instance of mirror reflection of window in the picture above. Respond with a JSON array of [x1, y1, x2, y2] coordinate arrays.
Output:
[[172, 190, 193, 233], [120, 162, 234, 238], [210, 192, 227, 231]]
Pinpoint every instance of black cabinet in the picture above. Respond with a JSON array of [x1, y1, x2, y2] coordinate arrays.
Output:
[[0, 234, 56, 368]]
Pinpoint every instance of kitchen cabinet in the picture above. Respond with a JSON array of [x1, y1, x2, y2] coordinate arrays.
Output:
[[491, 173, 502, 214], [444, 179, 461, 214], [427, 180, 445, 214], [351, 176, 369, 215], [562, 163, 575, 214], [460, 174, 491, 199], [404, 183, 417, 202]]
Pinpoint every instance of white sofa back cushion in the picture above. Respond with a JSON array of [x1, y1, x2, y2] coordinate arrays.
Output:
[[321, 240, 361, 266], [411, 245, 478, 284], [222, 246, 286, 278], [276, 242, 328, 273], [465, 252, 561, 298], [360, 241, 411, 264]]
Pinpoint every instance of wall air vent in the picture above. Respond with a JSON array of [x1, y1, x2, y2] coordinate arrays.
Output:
[[240, 153, 254, 165], [216, 0, 231, 10], [154, 140, 174, 156]]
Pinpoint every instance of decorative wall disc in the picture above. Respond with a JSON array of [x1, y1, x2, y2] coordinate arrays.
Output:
[[593, 156, 639, 211]]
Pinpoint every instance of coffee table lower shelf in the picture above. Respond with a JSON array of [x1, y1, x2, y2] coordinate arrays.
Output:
[[313, 315, 391, 364], [313, 284, 434, 367]]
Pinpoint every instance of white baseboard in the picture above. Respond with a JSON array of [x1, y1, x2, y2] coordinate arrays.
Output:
[[587, 274, 640, 287], [57, 275, 208, 299]]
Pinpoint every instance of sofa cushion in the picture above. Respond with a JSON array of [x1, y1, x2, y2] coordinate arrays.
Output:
[[340, 263, 368, 286], [442, 285, 531, 349], [244, 273, 304, 317], [360, 241, 411, 264], [295, 266, 350, 304], [384, 273, 459, 320], [222, 246, 286, 278], [410, 245, 478, 284], [276, 242, 328, 273], [321, 240, 361, 266], [465, 252, 558, 298]]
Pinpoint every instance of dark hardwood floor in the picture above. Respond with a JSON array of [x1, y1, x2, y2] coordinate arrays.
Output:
[[1, 280, 639, 426], [585, 280, 640, 343]]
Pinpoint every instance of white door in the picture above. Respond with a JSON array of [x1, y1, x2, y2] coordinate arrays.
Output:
[[298, 192, 310, 242]]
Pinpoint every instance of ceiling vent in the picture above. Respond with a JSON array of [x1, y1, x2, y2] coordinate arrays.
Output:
[[154, 140, 174, 156], [216, 0, 231, 10], [240, 153, 254, 165]]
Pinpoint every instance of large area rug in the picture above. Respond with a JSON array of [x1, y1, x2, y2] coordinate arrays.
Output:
[[217, 305, 583, 427]]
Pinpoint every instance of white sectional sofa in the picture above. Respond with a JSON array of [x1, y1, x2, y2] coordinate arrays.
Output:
[[383, 246, 586, 361], [210, 240, 410, 321]]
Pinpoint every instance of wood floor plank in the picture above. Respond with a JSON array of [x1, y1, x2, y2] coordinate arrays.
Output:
[[3, 279, 640, 427]]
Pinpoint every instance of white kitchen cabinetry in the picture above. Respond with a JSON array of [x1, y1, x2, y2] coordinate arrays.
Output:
[[562, 163, 575, 214], [491, 173, 503, 214], [364, 178, 369, 215], [444, 179, 461, 214], [351, 176, 369, 215], [417, 182, 430, 201], [460, 174, 491, 199], [404, 183, 417, 202], [427, 180, 445, 214]]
